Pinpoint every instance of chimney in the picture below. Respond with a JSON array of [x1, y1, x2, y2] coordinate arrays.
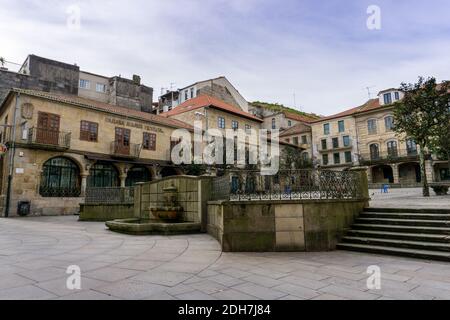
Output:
[[133, 74, 141, 85]]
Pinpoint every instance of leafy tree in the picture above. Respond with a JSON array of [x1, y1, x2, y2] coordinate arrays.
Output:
[[393, 77, 450, 196], [430, 116, 450, 172], [281, 145, 312, 169]]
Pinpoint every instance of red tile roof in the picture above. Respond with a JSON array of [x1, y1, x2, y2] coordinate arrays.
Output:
[[283, 111, 318, 123], [163, 95, 263, 122], [311, 98, 383, 122], [279, 123, 311, 137], [6, 88, 193, 130]]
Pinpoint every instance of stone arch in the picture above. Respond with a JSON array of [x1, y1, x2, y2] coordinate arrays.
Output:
[[125, 165, 152, 187], [371, 164, 394, 183], [39, 156, 81, 197], [87, 161, 120, 187], [398, 162, 421, 184], [160, 166, 179, 178]]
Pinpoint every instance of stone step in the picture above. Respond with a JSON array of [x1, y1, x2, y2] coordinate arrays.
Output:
[[361, 212, 450, 220], [346, 229, 450, 243], [341, 236, 450, 252], [336, 243, 450, 262], [364, 207, 450, 214], [355, 217, 450, 227], [351, 223, 450, 235]]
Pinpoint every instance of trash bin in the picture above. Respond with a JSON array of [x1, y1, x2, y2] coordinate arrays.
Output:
[[17, 201, 31, 216]]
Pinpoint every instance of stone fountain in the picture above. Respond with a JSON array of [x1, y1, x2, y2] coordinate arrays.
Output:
[[150, 186, 183, 221], [105, 184, 201, 235]]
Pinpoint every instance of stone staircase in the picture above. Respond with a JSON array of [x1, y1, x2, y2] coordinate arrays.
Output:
[[337, 207, 450, 262]]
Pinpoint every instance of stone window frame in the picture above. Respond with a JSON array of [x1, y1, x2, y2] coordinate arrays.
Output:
[[338, 120, 345, 133], [332, 137, 339, 149], [143, 132, 157, 151], [367, 118, 378, 135], [231, 120, 239, 130], [218, 116, 226, 129], [384, 115, 395, 132], [406, 138, 418, 156], [301, 135, 307, 144], [386, 140, 399, 157], [323, 123, 330, 135], [369, 143, 380, 160], [342, 135, 351, 147], [322, 154, 329, 165], [344, 151, 352, 163], [333, 152, 341, 164], [80, 120, 98, 142]]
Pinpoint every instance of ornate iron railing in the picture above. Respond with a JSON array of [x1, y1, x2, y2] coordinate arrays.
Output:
[[212, 169, 363, 201], [85, 187, 135, 204], [39, 186, 81, 197], [110, 142, 141, 158], [360, 153, 420, 165], [27, 127, 71, 149]]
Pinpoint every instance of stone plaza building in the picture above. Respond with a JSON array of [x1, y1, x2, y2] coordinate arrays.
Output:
[[309, 88, 449, 186], [0, 88, 193, 217]]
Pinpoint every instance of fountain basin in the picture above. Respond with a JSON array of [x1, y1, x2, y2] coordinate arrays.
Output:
[[150, 206, 183, 221], [105, 218, 201, 235]]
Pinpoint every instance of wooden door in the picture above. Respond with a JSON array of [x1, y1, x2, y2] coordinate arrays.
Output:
[[37, 112, 60, 145], [115, 127, 130, 155]]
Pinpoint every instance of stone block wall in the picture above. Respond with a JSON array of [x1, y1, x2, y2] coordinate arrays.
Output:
[[134, 176, 212, 228], [79, 203, 134, 221], [207, 199, 368, 252]]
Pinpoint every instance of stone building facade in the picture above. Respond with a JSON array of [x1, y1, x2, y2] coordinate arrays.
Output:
[[0, 88, 192, 217], [309, 88, 448, 186], [310, 108, 360, 171], [1, 55, 153, 113], [279, 123, 313, 162]]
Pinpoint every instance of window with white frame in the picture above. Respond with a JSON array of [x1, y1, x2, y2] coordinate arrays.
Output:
[[96, 83, 106, 93], [368, 119, 377, 134], [218, 117, 225, 129], [79, 79, 90, 89]]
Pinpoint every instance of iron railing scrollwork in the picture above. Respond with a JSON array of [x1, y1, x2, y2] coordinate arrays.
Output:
[[39, 186, 81, 197], [212, 169, 363, 201], [28, 127, 71, 149], [85, 187, 135, 204]]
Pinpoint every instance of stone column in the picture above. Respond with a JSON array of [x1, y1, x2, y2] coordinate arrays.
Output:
[[80, 173, 89, 197], [349, 166, 369, 202], [391, 164, 399, 184], [151, 166, 162, 180], [366, 167, 373, 184], [119, 174, 127, 188]]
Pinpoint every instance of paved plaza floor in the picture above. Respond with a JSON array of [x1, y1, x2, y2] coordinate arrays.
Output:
[[0, 215, 450, 300], [369, 187, 450, 209]]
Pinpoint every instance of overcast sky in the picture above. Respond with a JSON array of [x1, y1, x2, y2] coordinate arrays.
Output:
[[0, 0, 449, 115]]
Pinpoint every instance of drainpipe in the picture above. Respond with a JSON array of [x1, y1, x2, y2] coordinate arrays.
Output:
[[4, 92, 20, 218]]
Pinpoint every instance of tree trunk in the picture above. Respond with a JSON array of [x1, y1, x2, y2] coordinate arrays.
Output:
[[448, 151, 450, 178], [419, 147, 430, 197]]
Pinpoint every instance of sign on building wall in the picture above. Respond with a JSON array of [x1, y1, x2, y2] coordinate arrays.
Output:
[[105, 117, 164, 133]]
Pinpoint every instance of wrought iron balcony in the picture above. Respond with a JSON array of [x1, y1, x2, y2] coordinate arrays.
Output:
[[27, 127, 71, 150], [360, 152, 420, 165], [110, 141, 141, 158]]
